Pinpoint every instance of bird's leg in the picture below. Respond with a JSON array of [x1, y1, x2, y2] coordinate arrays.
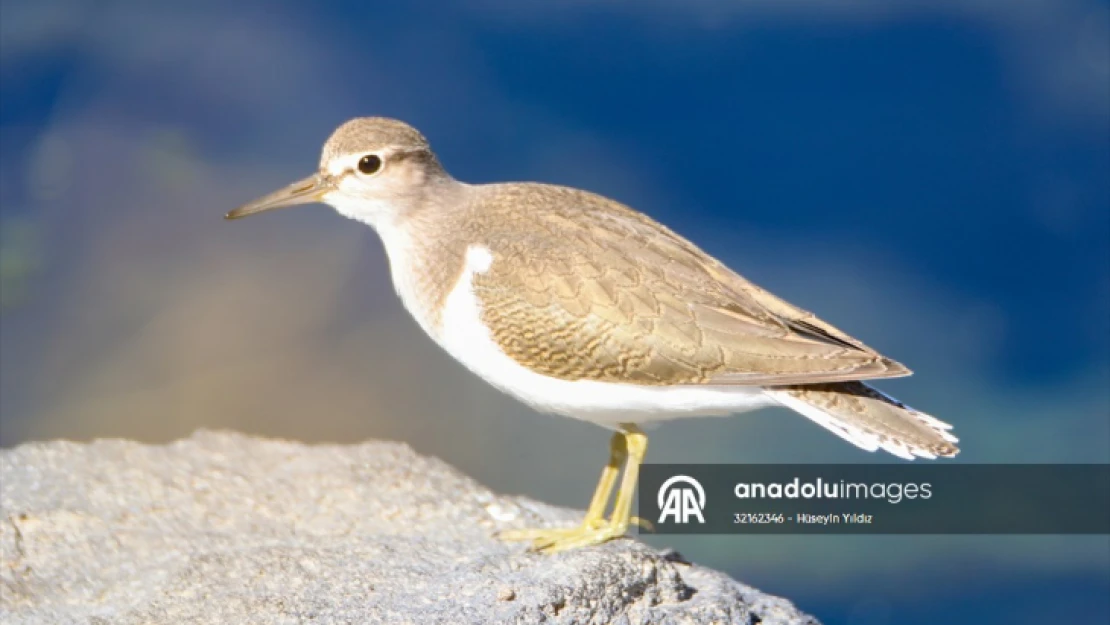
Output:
[[608, 424, 648, 534], [497, 432, 625, 543], [530, 425, 648, 553], [498, 425, 650, 554], [583, 431, 626, 526]]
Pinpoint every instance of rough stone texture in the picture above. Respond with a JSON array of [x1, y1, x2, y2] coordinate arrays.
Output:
[[0, 430, 819, 624]]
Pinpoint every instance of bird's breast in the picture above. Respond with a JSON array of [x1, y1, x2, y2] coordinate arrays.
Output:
[[376, 223, 471, 340]]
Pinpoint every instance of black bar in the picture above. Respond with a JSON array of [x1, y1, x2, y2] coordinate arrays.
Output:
[[638, 464, 1110, 534]]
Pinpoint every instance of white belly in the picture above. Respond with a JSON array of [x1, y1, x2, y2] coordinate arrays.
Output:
[[427, 246, 775, 427]]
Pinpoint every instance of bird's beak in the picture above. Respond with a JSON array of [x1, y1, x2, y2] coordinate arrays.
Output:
[[225, 173, 333, 220]]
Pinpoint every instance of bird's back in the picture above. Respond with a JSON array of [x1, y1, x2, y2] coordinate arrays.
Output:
[[451, 181, 909, 387]]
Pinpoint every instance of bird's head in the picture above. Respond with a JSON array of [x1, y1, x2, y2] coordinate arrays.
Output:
[[226, 117, 451, 229]]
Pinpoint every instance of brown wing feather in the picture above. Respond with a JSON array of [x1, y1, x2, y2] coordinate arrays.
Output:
[[469, 183, 910, 386]]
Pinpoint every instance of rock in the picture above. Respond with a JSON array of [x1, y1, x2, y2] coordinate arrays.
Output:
[[0, 430, 819, 624]]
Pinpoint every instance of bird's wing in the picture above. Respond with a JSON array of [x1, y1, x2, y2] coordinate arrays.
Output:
[[470, 186, 910, 387]]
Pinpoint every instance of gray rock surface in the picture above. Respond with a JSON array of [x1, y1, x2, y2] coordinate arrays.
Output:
[[0, 430, 818, 624]]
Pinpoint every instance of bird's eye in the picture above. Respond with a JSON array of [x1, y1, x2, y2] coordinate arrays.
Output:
[[357, 154, 382, 175]]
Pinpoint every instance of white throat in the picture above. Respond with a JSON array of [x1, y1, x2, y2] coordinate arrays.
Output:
[[335, 204, 452, 344], [326, 193, 403, 232]]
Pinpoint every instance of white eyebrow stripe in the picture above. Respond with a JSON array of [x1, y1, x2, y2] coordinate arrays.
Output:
[[325, 155, 358, 177]]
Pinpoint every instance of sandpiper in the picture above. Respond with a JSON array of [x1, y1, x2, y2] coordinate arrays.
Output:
[[227, 117, 959, 553]]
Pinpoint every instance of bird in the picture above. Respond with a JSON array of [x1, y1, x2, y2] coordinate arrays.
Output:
[[226, 117, 959, 553]]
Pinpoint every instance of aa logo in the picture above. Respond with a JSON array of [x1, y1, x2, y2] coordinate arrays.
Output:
[[657, 475, 706, 524]]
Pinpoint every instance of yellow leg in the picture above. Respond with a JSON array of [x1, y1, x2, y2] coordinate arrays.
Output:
[[584, 432, 625, 524], [609, 425, 648, 534], [497, 425, 649, 554], [498, 432, 624, 543]]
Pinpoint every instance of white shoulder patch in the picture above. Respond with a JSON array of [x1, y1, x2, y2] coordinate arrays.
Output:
[[465, 245, 493, 274]]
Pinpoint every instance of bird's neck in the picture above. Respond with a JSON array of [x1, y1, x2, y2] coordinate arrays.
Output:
[[373, 182, 475, 337]]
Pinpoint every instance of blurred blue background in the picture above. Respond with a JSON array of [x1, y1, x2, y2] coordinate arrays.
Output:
[[1, 1, 1107, 623]]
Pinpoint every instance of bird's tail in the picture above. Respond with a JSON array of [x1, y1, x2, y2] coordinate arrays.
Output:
[[762, 381, 959, 460]]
